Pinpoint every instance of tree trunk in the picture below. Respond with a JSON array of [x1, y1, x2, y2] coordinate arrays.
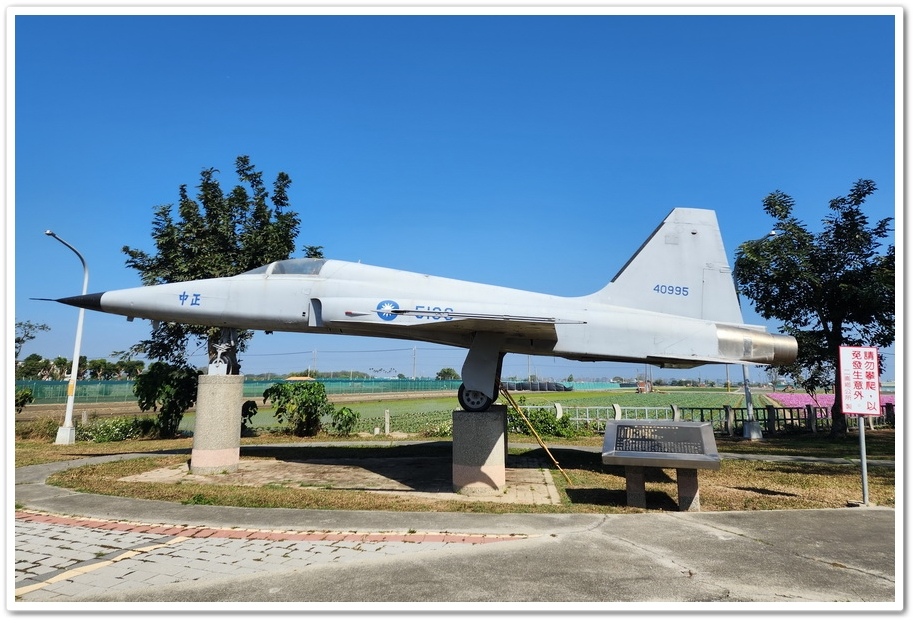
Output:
[[829, 365, 847, 437]]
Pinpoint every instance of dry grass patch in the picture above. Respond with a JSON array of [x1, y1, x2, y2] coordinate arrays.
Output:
[[542, 446, 894, 512], [41, 443, 894, 515], [45, 456, 551, 514]]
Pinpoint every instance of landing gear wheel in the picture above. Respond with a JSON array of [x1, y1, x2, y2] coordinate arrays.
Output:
[[458, 383, 494, 412]]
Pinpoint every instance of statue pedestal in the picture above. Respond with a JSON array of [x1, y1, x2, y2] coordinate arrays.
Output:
[[452, 406, 507, 495], [190, 375, 244, 475], [743, 420, 763, 440]]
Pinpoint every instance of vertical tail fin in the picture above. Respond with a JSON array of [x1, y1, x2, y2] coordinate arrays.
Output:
[[589, 208, 745, 324]]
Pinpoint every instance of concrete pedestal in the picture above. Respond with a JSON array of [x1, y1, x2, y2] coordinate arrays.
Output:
[[676, 468, 701, 512], [622, 466, 703, 511], [624, 466, 647, 508], [190, 375, 244, 475], [452, 406, 507, 495], [743, 420, 763, 440], [54, 426, 76, 445]]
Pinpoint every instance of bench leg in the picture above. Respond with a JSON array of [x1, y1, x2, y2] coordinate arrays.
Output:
[[676, 468, 700, 511], [624, 465, 647, 508]]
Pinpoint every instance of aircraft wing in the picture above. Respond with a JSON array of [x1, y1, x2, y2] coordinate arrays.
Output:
[[387, 309, 584, 324], [330, 307, 583, 342], [390, 309, 585, 341]]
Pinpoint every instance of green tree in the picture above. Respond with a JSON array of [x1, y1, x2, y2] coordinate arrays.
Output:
[[133, 362, 201, 438], [87, 358, 119, 380], [122, 155, 303, 371], [51, 356, 70, 380], [121, 360, 145, 379], [436, 367, 461, 381], [733, 179, 894, 436], [302, 245, 325, 258], [15, 321, 50, 359], [111, 349, 146, 379], [16, 354, 47, 380]]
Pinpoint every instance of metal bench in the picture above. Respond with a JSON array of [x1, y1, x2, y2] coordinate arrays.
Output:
[[601, 419, 720, 511]]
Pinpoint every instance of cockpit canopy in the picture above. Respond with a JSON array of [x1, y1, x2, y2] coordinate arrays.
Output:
[[241, 258, 327, 277]]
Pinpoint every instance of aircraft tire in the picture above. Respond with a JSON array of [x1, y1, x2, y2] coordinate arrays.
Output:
[[457, 383, 493, 412]]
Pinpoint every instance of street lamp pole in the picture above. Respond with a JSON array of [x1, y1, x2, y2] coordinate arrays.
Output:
[[46, 230, 88, 445], [738, 230, 776, 440]]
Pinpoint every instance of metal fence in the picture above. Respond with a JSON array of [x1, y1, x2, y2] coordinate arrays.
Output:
[[14, 378, 646, 405], [241, 378, 462, 398], [17, 379, 894, 435], [521, 403, 894, 435], [14, 378, 464, 405], [14, 380, 138, 404]]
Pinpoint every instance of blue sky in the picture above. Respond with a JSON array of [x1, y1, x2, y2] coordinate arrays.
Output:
[[8, 6, 900, 383]]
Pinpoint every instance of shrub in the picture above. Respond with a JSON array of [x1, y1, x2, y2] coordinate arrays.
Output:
[[508, 405, 576, 438], [263, 381, 335, 437], [330, 406, 360, 437], [76, 416, 159, 443], [241, 400, 258, 437], [422, 419, 453, 438], [15, 388, 34, 413], [580, 419, 607, 436], [133, 362, 200, 438], [15, 416, 61, 441]]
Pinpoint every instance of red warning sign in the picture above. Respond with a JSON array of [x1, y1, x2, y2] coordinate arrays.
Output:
[[838, 346, 881, 416]]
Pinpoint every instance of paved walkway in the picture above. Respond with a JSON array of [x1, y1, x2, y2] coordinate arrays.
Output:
[[11, 444, 899, 609], [15, 509, 527, 602]]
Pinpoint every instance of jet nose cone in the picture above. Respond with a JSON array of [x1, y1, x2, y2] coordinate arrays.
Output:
[[57, 292, 105, 312]]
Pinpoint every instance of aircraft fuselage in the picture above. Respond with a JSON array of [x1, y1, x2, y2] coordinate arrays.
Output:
[[62, 257, 794, 368], [55, 208, 798, 411]]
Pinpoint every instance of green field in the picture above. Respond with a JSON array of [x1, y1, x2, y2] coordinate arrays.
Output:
[[188, 388, 764, 436]]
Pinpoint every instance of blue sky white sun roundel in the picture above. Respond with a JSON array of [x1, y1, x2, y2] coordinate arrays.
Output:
[[376, 300, 399, 321]]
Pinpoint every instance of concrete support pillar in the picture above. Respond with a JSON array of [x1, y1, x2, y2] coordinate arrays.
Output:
[[190, 375, 244, 475], [452, 406, 507, 495], [622, 467, 702, 511], [724, 405, 735, 436], [624, 465, 647, 508], [766, 405, 777, 435], [676, 468, 701, 511]]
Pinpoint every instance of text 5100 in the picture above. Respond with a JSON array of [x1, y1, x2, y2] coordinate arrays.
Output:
[[653, 284, 689, 296]]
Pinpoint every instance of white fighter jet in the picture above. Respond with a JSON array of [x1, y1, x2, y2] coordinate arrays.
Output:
[[54, 207, 797, 411]]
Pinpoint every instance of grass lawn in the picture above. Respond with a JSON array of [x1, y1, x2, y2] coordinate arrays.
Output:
[[16, 387, 895, 515], [16, 423, 895, 515]]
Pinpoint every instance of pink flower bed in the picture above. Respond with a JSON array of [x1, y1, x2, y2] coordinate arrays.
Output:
[[767, 393, 895, 408]]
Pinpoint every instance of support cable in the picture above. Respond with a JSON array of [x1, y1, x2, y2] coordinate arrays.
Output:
[[499, 386, 573, 485]]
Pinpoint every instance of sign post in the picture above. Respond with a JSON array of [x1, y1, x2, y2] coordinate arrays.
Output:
[[838, 346, 881, 506]]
